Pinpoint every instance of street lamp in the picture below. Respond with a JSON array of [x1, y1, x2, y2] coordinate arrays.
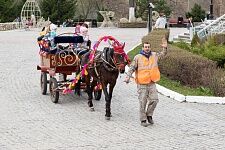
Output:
[[209, 0, 214, 20], [148, 0, 154, 33]]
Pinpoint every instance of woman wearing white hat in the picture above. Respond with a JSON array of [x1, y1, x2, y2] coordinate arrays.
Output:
[[44, 23, 57, 51]]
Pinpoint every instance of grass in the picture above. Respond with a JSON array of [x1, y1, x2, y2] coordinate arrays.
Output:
[[158, 75, 213, 96], [128, 44, 214, 96]]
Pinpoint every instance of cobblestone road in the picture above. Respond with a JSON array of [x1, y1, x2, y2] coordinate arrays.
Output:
[[0, 28, 225, 150]]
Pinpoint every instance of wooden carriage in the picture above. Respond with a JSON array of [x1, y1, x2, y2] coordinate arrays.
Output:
[[37, 34, 101, 103]]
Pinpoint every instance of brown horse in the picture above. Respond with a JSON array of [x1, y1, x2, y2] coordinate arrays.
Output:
[[81, 44, 128, 120]]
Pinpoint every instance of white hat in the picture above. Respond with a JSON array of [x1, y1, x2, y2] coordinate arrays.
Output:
[[50, 23, 57, 31], [80, 26, 88, 35]]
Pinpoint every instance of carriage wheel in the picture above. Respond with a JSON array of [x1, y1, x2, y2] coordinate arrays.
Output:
[[94, 89, 102, 100], [49, 77, 59, 103], [40, 72, 47, 95]]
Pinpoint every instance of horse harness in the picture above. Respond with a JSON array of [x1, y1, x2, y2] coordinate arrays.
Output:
[[87, 48, 119, 80]]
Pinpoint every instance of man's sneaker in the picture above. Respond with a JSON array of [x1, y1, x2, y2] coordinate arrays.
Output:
[[141, 120, 148, 127], [147, 116, 154, 124]]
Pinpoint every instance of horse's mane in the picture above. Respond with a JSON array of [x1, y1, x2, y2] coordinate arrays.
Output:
[[81, 47, 116, 72], [102, 47, 117, 72], [102, 47, 114, 62]]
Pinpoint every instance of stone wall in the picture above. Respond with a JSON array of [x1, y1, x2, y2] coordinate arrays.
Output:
[[103, 0, 129, 21], [166, 0, 210, 18], [213, 0, 225, 18], [60, 0, 225, 21], [76, 0, 129, 21]]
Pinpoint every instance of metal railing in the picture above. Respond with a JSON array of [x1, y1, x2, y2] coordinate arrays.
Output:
[[197, 14, 225, 40]]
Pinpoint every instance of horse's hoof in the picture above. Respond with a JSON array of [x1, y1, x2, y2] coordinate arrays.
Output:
[[105, 116, 110, 120], [89, 107, 95, 111]]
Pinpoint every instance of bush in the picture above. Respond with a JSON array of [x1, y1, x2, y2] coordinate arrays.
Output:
[[175, 34, 225, 68], [210, 69, 225, 96], [191, 34, 201, 47], [174, 41, 191, 51], [159, 47, 215, 87], [213, 34, 225, 45], [142, 29, 170, 51], [203, 46, 225, 67], [130, 30, 225, 96], [186, 3, 205, 22], [159, 45, 225, 96], [118, 22, 147, 28]]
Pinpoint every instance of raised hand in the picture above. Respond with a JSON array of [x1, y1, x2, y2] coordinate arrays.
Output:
[[161, 37, 168, 48]]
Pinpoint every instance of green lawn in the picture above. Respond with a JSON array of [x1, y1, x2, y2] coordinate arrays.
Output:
[[127, 44, 214, 96], [158, 75, 213, 96]]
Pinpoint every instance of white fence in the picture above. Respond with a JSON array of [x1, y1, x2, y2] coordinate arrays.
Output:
[[0, 22, 22, 31]]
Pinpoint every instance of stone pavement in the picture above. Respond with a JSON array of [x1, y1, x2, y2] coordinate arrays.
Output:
[[0, 27, 225, 150]]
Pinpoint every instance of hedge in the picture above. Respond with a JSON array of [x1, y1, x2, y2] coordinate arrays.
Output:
[[118, 22, 147, 28], [139, 30, 225, 96]]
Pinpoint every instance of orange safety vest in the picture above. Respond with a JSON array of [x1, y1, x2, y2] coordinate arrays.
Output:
[[135, 53, 160, 84]]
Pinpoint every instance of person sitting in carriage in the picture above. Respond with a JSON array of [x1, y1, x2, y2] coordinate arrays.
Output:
[[38, 23, 58, 54], [38, 23, 58, 53], [73, 23, 91, 56], [44, 23, 58, 51]]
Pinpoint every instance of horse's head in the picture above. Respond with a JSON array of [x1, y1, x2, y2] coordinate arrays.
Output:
[[112, 43, 129, 74]]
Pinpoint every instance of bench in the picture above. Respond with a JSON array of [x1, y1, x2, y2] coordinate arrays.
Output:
[[168, 18, 189, 27]]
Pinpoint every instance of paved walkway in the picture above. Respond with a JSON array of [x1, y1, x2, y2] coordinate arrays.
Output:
[[0, 27, 225, 150]]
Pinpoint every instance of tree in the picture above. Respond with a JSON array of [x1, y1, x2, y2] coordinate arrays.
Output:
[[186, 3, 205, 22], [154, 0, 171, 17], [0, 0, 6, 22], [76, 0, 96, 20], [40, 0, 77, 23], [95, 0, 106, 22], [135, 0, 171, 21], [135, 0, 148, 20], [0, 0, 26, 22]]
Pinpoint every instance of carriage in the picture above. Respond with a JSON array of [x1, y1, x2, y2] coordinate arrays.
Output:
[[37, 33, 102, 103]]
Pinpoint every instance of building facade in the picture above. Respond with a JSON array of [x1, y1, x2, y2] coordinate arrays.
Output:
[[166, 0, 211, 18], [213, 0, 225, 18]]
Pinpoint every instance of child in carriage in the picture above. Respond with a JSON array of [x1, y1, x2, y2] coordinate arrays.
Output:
[[38, 23, 58, 54], [45, 23, 58, 51], [74, 23, 90, 56]]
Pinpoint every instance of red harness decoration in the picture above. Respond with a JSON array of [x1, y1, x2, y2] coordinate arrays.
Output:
[[91, 36, 130, 63], [63, 36, 130, 94]]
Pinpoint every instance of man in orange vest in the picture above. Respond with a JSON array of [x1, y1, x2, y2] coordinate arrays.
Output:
[[124, 38, 168, 127]]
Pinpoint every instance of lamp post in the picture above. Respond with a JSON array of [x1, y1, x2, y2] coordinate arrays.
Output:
[[148, 0, 153, 33], [209, 0, 214, 20]]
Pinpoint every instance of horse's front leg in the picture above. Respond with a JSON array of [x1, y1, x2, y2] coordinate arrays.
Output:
[[103, 82, 116, 120], [85, 75, 94, 111]]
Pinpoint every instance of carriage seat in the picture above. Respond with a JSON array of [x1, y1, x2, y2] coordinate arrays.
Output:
[[54, 36, 90, 56], [54, 36, 84, 44], [51, 36, 85, 54], [38, 35, 90, 55], [74, 40, 91, 56]]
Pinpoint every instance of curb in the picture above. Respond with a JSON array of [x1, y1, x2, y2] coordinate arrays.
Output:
[[127, 43, 225, 105], [156, 84, 225, 105], [156, 84, 185, 102]]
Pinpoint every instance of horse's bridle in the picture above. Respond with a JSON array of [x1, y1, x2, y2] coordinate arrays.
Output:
[[101, 51, 126, 72]]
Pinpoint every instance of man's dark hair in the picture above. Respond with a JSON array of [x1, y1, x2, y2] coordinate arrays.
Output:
[[142, 42, 151, 47]]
